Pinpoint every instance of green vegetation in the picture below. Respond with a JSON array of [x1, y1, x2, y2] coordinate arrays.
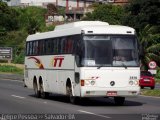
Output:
[[139, 25, 160, 69], [155, 69, 160, 83], [156, 79, 160, 84], [83, 4, 125, 25], [123, 0, 160, 32], [0, 0, 160, 74], [141, 89, 160, 97], [0, 1, 55, 64], [0, 64, 23, 74]]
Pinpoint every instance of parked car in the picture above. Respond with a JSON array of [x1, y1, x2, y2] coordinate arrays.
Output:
[[139, 71, 155, 89]]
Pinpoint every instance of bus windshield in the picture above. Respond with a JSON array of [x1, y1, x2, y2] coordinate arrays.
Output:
[[81, 35, 139, 67]]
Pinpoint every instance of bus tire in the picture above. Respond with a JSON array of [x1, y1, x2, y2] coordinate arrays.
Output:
[[33, 82, 40, 98], [39, 83, 49, 99], [114, 97, 125, 106], [66, 85, 79, 104]]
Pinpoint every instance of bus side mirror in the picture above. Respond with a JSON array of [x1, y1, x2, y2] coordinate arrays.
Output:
[[75, 55, 80, 67]]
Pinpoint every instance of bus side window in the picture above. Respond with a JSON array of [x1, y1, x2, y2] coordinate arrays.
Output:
[[42, 40, 45, 55], [32, 41, 35, 55], [26, 42, 30, 56], [29, 42, 33, 55], [73, 35, 81, 55], [53, 39, 56, 54], [61, 37, 65, 54], [45, 39, 49, 54], [58, 38, 61, 54], [48, 39, 52, 54], [38, 40, 42, 55], [63, 38, 66, 54], [55, 38, 59, 54], [33, 41, 38, 55], [35, 41, 38, 55], [65, 37, 71, 53], [51, 39, 54, 54], [68, 38, 73, 54]]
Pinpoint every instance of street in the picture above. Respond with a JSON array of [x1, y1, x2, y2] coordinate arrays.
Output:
[[0, 79, 160, 120]]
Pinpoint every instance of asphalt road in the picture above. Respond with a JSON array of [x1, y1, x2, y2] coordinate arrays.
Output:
[[0, 79, 160, 120]]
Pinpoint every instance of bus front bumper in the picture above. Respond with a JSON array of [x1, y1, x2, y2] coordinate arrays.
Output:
[[80, 87, 140, 97]]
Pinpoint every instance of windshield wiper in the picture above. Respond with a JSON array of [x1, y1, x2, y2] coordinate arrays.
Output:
[[97, 66, 103, 69], [121, 62, 127, 69]]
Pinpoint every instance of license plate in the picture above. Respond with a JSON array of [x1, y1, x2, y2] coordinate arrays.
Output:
[[107, 91, 117, 96], [144, 79, 150, 81]]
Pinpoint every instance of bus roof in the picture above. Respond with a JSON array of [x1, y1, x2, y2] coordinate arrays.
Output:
[[54, 21, 109, 30], [26, 21, 135, 41]]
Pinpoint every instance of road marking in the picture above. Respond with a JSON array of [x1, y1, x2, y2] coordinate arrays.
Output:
[[11, 95, 25, 99], [0, 79, 23, 82], [78, 110, 111, 119], [140, 95, 160, 99]]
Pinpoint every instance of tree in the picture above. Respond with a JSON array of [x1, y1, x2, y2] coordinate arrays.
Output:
[[0, 1, 19, 44], [47, 3, 58, 16], [26, 17, 40, 34], [16, 6, 47, 34], [82, 4, 125, 25], [139, 25, 160, 69], [123, 0, 160, 32], [0, 1, 19, 31], [1, 30, 28, 63]]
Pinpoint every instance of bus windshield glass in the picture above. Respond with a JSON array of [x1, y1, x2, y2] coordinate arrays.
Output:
[[81, 35, 139, 67]]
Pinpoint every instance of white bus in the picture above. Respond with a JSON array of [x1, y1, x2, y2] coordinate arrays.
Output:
[[24, 21, 140, 105]]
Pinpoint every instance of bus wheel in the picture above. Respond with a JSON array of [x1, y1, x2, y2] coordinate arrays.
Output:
[[33, 82, 40, 98], [39, 83, 49, 99], [114, 97, 125, 106]]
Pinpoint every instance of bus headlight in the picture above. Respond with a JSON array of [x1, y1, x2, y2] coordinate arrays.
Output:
[[129, 80, 139, 86], [85, 80, 90, 85], [90, 80, 95, 85], [129, 80, 134, 85], [134, 80, 139, 85], [84, 80, 96, 86]]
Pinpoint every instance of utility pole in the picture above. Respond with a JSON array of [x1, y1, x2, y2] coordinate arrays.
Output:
[[77, 0, 79, 8], [84, 0, 86, 8], [66, 0, 69, 12], [56, 0, 58, 7]]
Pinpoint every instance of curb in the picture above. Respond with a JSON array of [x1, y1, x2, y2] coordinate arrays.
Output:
[[0, 73, 23, 81]]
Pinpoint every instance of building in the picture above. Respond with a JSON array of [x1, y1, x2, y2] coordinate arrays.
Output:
[[7, 0, 129, 23], [64, 0, 129, 21], [7, 0, 57, 7], [114, 0, 129, 5], [7, 0, 129, 7]]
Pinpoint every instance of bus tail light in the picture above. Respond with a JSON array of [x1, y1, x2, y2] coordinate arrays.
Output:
[[81, 80, 85, 86]]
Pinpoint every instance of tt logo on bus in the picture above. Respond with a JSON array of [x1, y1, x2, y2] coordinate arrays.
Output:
[[52, 56, 64, 67]]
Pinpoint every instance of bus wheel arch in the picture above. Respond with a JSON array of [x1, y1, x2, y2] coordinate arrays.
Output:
[[66, 78, 72, 89], [66, 78, 78, 104], [33, 76, 40, 98], [39, 76, 49, 99]]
